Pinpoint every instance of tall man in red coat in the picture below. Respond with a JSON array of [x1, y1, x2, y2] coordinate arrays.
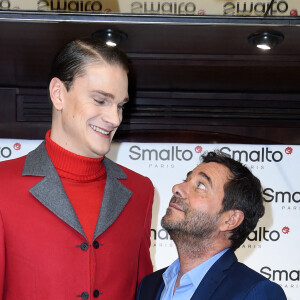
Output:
[[0, 38, 154, 300]]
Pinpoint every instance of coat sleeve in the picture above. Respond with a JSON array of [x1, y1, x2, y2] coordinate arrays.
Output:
[[0, 210, 5, 299], [137, 179, 154, 287], [245, 279, 287, 300]]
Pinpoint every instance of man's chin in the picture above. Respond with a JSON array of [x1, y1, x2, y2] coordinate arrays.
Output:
[[90, 145, 111, 158], [161, 215, 181, 232]]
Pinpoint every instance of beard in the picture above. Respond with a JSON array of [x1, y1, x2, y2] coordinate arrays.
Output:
[[161, 196, 221, 241]]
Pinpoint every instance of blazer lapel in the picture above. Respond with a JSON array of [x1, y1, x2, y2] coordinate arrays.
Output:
[[191, 250, 237, 299], [154, 281, 165, 300], [137, 268, 166, 300], [22, 142, 87, 239], [151, 268, 166, 300], [93, 157, 132, 240]]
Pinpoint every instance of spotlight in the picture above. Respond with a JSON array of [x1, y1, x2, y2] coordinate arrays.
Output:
[[248, 31, 284, 51], [92, 29, 127, 47]]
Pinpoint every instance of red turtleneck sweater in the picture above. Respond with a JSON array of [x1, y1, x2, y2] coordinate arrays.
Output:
[[45, 130, 107, 243]]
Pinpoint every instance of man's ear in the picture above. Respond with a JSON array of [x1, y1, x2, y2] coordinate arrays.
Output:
[[49, 77, 65, 111], [220, 210, 244, 232]]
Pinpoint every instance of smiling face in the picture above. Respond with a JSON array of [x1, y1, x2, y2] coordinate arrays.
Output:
[[161, 162, 232, 238], [49, 63, 128, 158]]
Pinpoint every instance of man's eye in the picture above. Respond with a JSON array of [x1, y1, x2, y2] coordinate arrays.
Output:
[[118, 104, 125, 110], [197, 183, 206, 190], [94, 99, 105, 105]]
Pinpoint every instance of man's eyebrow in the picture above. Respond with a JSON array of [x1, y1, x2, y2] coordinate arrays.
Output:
[[92, 90, 114, 99], [184, 171, 192, 181], [121, 97, 130, 104], [198, 171, 212, 188]]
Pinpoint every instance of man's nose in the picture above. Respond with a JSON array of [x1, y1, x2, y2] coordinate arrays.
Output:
[[103, 105, 122, 128], [172, 182, 187, 199]]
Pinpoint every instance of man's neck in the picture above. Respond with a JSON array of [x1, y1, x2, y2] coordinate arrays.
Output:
[[171, 237, 228, 295], [173, 235, 227, 275]]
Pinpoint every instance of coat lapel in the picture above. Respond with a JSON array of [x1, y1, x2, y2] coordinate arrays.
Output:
[[22, 143, 133, 241], [191, 250, 237, 299], [22, 142, 87, 239], [93, 157, 132, 240]]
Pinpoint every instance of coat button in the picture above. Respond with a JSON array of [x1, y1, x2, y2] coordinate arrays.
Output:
[[93, 289, 101, 297], [79, 242, 89, 251], [77, 291, 89, 299], [93, 241, 99, 249]]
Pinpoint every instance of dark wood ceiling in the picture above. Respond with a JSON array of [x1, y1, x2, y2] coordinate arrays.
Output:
[[0, 12, 300, 143]]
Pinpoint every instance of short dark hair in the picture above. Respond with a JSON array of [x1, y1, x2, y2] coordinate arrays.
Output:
[[49, 37, 129, 91], [201, 150, 265, 251]]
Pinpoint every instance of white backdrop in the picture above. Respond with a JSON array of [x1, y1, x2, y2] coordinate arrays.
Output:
[[0, 139, 299, 299]]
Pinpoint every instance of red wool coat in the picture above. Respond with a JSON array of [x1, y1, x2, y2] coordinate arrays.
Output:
[[0, 142, 154, 300]]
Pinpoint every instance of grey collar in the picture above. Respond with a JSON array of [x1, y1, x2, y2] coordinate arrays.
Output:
[[22, 142, 132, 241]]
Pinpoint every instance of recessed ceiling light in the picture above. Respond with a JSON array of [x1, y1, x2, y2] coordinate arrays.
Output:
[[92, 29, 127, 47], [248, 31, 284, 51]]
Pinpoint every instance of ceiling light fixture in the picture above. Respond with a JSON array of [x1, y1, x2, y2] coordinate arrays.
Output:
[[248, 31, 284, 51], [92, 29, 127, 47]]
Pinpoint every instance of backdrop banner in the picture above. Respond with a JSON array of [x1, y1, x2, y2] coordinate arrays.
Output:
[[0, 139, 299, 299], [0, 0, 298, 17]]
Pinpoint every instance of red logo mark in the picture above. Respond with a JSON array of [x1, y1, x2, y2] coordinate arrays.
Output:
[[195, 146, 203, 153], [290, 9, 298, 16], [13, 143, 21, 151], [104, 8, 112, 12], [198, 9, 206, 15], [282, 226, 290, 234], [285, 147, 293, 155]]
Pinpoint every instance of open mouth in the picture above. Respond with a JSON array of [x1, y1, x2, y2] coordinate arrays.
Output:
[[90, 124, 110, 135]]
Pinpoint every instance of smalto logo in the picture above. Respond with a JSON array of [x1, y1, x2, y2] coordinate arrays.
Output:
[[247, 226, 290, 242], [220, 146, 292, 163], [223, 0, 289, 16], [37, 0, 103, 12], [260, 266, 300, 284], [0, 146, 12, 159], [263, 188, 300, 211], [129, 145, 194, 161], [263, 188, 300, 204], [131, 1, 198, 15]]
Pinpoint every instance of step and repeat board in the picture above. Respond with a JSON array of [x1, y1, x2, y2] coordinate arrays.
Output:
[[0, 139, 299, 299], [0, 0, 298, 17]]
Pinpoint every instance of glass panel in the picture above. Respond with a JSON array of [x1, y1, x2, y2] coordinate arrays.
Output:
[[0, 0, 298, 17]]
